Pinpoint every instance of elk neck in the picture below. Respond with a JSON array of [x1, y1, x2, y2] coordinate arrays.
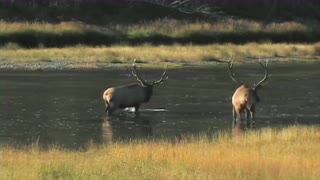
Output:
[[251, 87, 261, 103], [143, 85, 153, 102]]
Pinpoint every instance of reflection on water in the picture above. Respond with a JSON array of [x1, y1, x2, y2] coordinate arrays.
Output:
[[232, 121, 247, 139], [0, 62, 319, 150], [102, 114, 152, 144]]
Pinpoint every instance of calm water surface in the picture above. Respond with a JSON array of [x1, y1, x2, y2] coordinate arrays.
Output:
[[1, 62, 319, 149]]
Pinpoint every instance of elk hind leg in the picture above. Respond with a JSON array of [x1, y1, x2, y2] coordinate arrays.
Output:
[[233, 107, 242, 125], [249, 107, 256, 128], [107, 107, 116, 116], [245, 109, 250, 126], [106, 102, 117, 116], [232, 107, 237, 125], [104, 102, 110, 112]]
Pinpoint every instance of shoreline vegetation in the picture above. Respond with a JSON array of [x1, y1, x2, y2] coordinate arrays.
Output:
[[1, 20, 320, 48], [1, 1, 320, 70], [1, 43, 319, 70], [2, 126, 320, 179], [1, 2, 320, 180], [0, 19, 319, 70]]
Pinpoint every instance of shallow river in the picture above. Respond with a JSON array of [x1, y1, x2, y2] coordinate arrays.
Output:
[[1, 62, 319, 149]]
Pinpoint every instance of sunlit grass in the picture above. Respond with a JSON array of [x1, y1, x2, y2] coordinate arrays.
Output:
[[0, 43, 319, 65], [1, 126, 320, 179], [0, 21, 84, 34], [122, 18, 314, 37], [1, 19, 319, 48]]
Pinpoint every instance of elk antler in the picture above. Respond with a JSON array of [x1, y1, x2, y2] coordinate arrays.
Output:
[[227, 56, 243, 85], [254, 59, 269, 90], [153, 64, 169, 85], [131, 59, 147, 85]]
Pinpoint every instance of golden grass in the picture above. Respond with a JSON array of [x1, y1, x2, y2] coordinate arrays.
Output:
[[123, 18, 314, 36], [0, 21, 84, 34], [1, 43, 319, 65], [1, 126, 320, 179]]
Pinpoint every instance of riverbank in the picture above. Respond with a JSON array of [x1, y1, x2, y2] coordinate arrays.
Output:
[[1, 43, 319, 71], [1, 126, 320, 180], [1, 20, 319, 48]]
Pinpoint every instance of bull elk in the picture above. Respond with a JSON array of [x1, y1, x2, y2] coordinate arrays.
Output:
[[227, 57, 269, 128], [103, 60, 168, 115]]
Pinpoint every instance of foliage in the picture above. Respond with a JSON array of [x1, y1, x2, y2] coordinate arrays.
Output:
[[1, 43, 318, 66], [0, 19, 319, 48], [0, 1, 319, 47]]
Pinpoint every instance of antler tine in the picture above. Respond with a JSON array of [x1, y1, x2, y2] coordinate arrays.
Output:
[[228, 55, 234, 68], [254, 58, 269, 90], [153, 64, 169, 85], [131, 59, 138, 76], [131, 59, 146, 85], [257, 57, 269, 69], [227, 56, 242, 85]]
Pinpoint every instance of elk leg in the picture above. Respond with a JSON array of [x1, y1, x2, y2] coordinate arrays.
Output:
[[245, 109, 250, 125], [107, 108, 115, 116], [249, 108, 256, 128], [105, 102, 109, 112], [232, 107, 237, 125], [107, 102, 116, 116], [134, 104, 141, 114], [234, 107, 242, 124]]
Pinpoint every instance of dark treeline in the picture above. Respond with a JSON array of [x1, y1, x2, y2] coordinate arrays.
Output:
[[1, 0, 319, 24], [1, 31, 319, 48]]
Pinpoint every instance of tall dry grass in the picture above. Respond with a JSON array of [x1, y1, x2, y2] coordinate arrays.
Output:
[[122, 18, 314, 37], [1, 126, 320, 179], [0, 21, 84, 34], [1, 43, 319, 64], [1, 19, 319, 47]]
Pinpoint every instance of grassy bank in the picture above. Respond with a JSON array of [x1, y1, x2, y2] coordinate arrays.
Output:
[[1, 43, 319, 65], [1, 19, 319, 47], [1, 1, 319, 47], [1, 126, 320, 179]]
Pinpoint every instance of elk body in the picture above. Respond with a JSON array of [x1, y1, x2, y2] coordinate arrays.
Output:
[[103, 61, 168, 115], [228, 57, 269, 127]]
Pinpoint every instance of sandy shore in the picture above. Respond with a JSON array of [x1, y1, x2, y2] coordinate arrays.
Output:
[[0, 57, 318, 71]]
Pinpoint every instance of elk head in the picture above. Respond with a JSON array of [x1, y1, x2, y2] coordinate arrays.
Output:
[[130, 59, 168, 103], [131, 59, 168, 87], [103, 59, 168, 115], [227, 56, 269, 128]]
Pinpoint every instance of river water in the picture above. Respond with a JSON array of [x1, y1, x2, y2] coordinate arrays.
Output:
[[1, 62, 319, 149]]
